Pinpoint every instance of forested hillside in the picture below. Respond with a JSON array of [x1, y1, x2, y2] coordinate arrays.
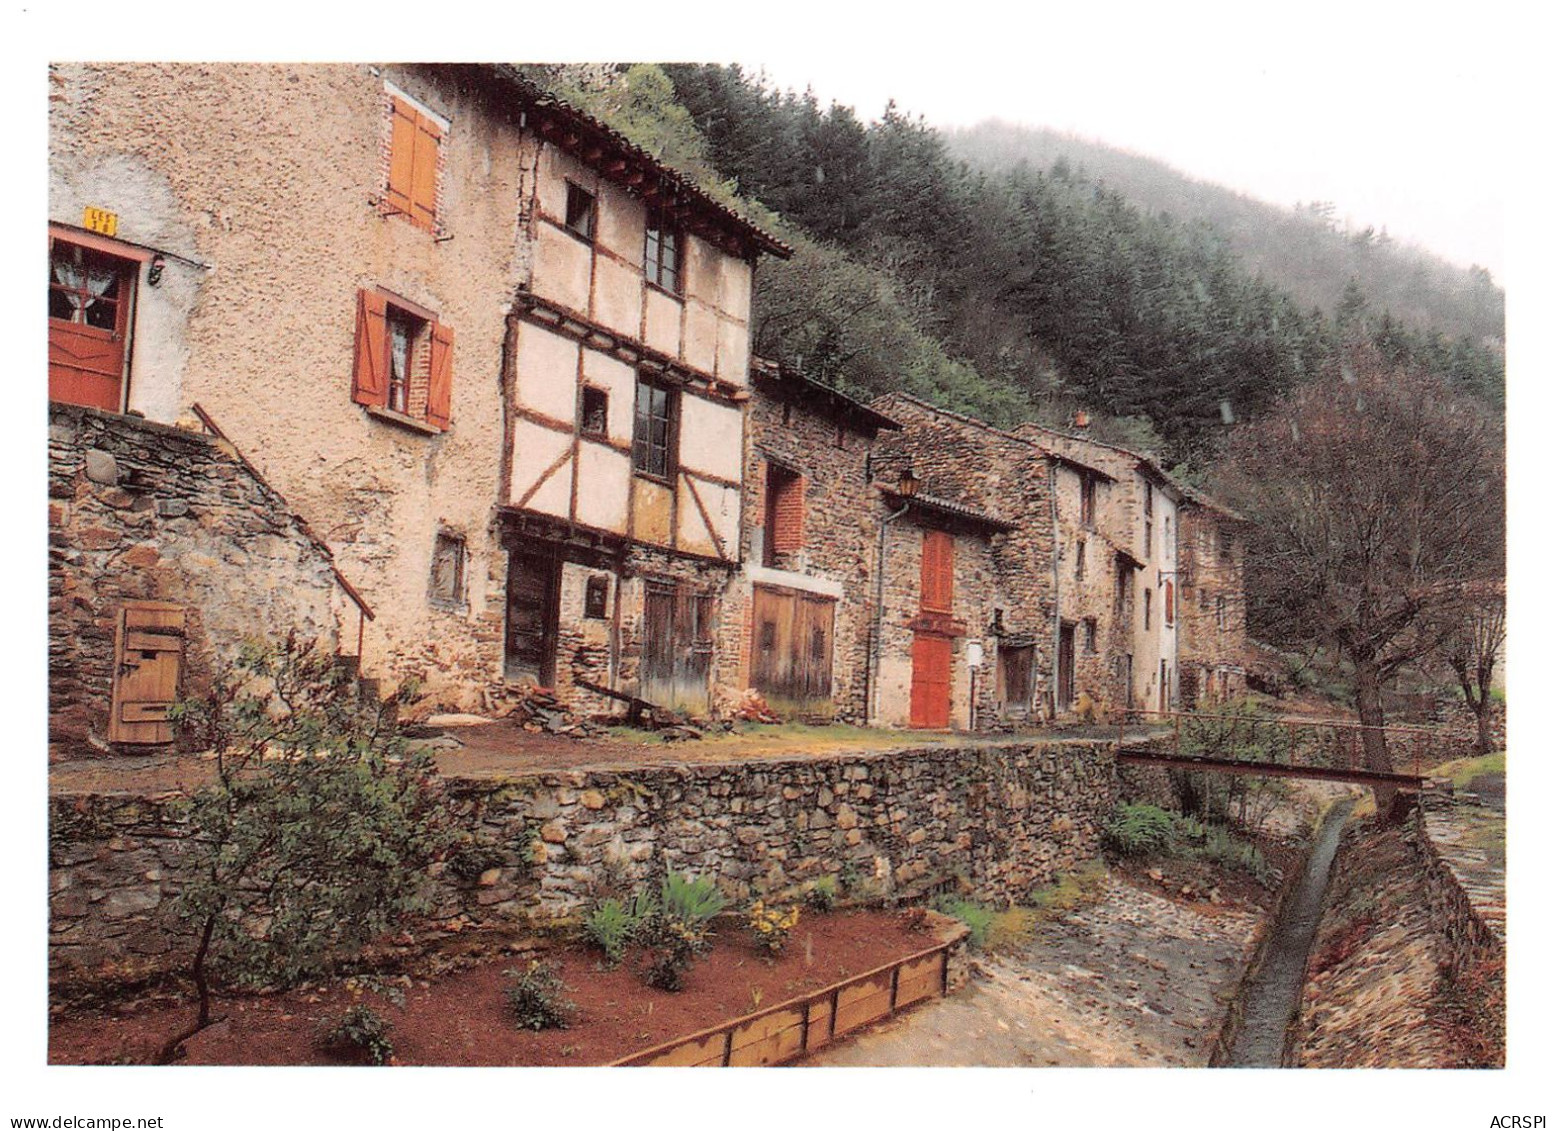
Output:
[[521, 64, 1505, 466]]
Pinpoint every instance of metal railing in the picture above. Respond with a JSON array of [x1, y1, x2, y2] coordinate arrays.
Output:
[[1114, 708, 1448, 781]]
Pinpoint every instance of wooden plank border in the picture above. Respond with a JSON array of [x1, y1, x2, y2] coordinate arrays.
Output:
[[609, 914, 968, 1067]]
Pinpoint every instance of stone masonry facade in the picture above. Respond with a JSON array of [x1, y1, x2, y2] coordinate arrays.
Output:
[[48, 404, 347, 760], [49, 740, 1117, 987]]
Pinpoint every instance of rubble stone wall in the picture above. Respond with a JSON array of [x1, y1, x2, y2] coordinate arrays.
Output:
[[48, 740, 1117, 988], [48, 404, 344, 760]]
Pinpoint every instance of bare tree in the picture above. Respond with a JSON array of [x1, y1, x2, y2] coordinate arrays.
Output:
[[1436, 579, 1506, 756], [1214, 352, 1504, 810]]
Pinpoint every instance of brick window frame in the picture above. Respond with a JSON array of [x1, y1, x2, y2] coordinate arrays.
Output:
[[352, 288, 454, 433]]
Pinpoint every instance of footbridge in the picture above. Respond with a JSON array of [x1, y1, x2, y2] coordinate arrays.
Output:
[[1114, 711, 1441, 791]]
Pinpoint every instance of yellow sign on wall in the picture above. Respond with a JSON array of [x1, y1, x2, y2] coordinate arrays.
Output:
[[82, 206, 118, 237]]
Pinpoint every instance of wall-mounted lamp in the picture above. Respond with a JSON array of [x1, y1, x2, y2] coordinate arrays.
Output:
[[147, 254, 166, 287], [896, 464, 921, 499]]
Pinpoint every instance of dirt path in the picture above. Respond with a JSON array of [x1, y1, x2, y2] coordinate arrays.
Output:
[[805, 877, 1260, 1067]]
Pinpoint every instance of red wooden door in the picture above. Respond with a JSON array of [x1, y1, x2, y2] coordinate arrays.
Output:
[[49, 240, 136, 411], [909, 633, 952, 729]]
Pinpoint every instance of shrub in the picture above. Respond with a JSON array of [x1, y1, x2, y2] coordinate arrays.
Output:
[[1103, 803, 1177, 857], [931, 896, 996, 950], [660, 871, 727, 938], [505, 961, 576, 1031], [317, 1004, 395, 1066], [804, 875, 839, 912], [746, 900, 801, 954], [631, 872, 726, 992], [583, 898, 638, 967]]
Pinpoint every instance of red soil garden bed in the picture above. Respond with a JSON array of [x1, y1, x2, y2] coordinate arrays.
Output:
[[50, 909, 939, 1066]]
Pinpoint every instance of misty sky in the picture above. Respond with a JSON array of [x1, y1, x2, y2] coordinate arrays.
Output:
[[740, 8, 1510, 280]]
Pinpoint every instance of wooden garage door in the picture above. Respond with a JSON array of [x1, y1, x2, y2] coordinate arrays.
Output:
[[750, 585, 836, 711]]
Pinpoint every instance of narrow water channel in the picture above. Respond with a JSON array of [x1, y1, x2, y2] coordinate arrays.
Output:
[[1218, 797, 1355, 1067]]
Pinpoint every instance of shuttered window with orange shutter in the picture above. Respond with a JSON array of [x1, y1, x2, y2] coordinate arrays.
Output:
[[386, 95, 444, 232], [920, 529, 954, 614], [352, 288, 454, 432]]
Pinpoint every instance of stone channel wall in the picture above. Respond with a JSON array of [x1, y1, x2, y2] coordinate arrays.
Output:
[[48, 740, 1118, 989], [1414, 796, 1505, 974]]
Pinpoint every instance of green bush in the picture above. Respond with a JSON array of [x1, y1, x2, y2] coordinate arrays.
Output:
[[583, 898, 639, 967], [317, 1004, 395, 1066], [505, 961, 576, 1031], [931, 896, 997, 950], [1103, 803, 1177, 857], [660, 871, 727, 933], [628, 872, 727, 992]]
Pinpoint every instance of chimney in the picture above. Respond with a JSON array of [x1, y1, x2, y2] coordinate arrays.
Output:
[[1073, 409, 1090, 430]]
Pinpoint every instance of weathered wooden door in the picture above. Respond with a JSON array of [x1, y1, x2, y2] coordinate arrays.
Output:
[[49, 240, 136, 412], [749, 585, 835, 711], [1057, 623, 1076, 711], [999, 644, 1034, 716], [642, 583, 714, 714], [505, 552, 560, 685], [909, 633, 952, 729], [108, 602, 185, 745]]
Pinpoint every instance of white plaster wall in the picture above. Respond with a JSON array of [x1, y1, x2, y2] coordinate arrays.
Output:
[[678, 396, 743, 481], [591, 254, 642, 339], [516, 322, 581, 424], [683, 302, 719, 375], [531, 222, 592, 315], [594, 184, 645, 267], [511, 420, 573, 516], [576, 443, 630, 532], [643, 287, 682, 357], [716, 316, 750, 386]]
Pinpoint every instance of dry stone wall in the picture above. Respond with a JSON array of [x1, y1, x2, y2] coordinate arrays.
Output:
[[48, 740, 1117, 988]]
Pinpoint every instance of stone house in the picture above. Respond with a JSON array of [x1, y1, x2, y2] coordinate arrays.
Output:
[[1014, 423, 1184, 716], [1176, 491, 1251, 704], [870, 395, 1041, 729], [735, 359, 901, 721], [48, 63, 788, 732]]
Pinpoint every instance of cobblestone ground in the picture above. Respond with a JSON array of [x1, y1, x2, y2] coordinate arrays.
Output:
[[805, 877, 1261, 1067]]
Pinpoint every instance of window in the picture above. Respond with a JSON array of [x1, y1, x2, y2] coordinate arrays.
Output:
[[1079, 474, 1096, 528], [631, 376, 675, 478], [1200, 587, 1211, 612], [1216, 595, 1229, 631], [764, 463, 806, 566], [430, 532, 466, 606], [580, 385, 609, 438], [1074, 539, 1086, 581], [386, 94, 444, 232], [1143, 588, 1153, 630], [1115, 560, 1130, 616], [1163, 514, 1173, 560], [1164, 580, 1175, 626], [1083, 618, 1098, 654], [353, 290, 454, 430], [565, 182, 596, 242], [584, 575, 610, 620], [1218, 528, 1234, 564], [644, 208, 682, 293], [1143, 481, 1153, 554], [49, 237, 140, 412], [921, 529, 955, 614]]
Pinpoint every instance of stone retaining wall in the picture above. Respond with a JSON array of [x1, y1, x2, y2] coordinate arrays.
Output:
[[48, 740, 1117, 989], [1414, 798, 1505, 974]]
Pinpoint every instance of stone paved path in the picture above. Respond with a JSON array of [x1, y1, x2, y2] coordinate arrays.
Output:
[[805, 877, 1260, 1067]]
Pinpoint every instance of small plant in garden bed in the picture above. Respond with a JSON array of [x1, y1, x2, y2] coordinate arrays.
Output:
[[1104, 803, 1177, 857], [632, 872, 727, 992], [930, 896, 996, 950], [317, 1004, 395, 1066], [804, 875, 839, 912], [583, 897, 641, 967], [505, 961, 576, 1031], [746, 900, 801, 955]]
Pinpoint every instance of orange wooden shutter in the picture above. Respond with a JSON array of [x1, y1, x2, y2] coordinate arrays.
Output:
[[1164, 581, 1175, 626], [387, 98, 418, 217], [411, 111, 441, 230], [921, 529, 954, 613], [352, 289, 389, 407], [426, 320, 454, 430]]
